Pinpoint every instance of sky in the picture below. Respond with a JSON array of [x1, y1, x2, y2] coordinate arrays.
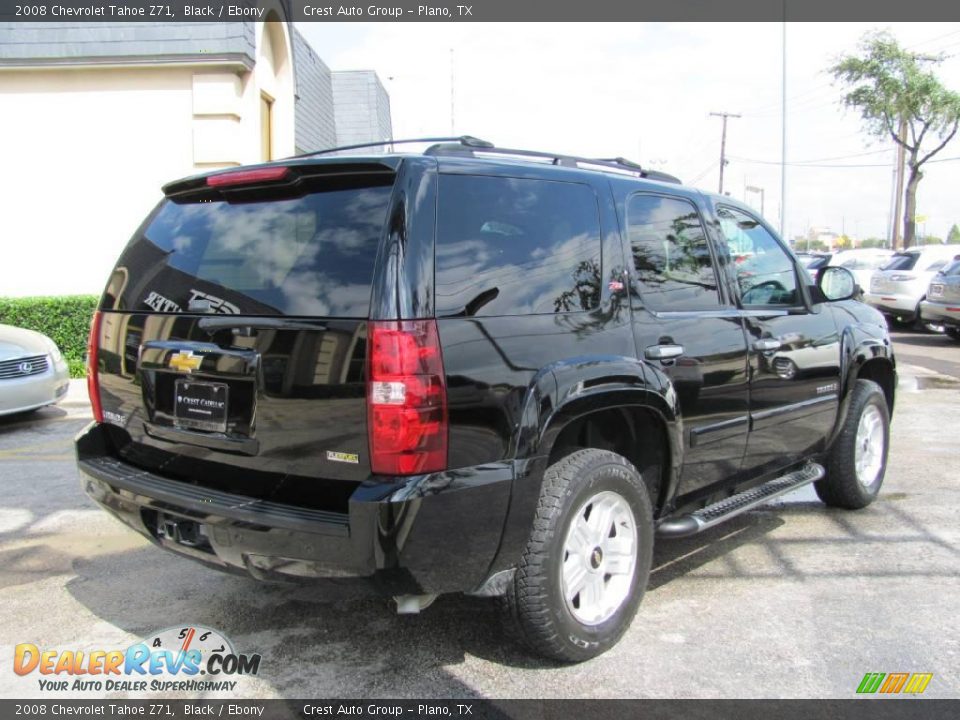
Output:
[[297, 21, 960, 243]]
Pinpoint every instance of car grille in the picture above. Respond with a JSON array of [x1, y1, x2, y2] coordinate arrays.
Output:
[[0, 354, 49, 380]]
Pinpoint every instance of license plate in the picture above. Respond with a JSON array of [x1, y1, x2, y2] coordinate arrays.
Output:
[[174, 380, 228, 433], [930, 284, 944, 297]]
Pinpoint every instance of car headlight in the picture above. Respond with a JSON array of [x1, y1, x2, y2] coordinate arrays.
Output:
[[43, 337, 63, 362]]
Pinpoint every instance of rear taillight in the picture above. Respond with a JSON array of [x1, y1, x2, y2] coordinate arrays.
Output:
[[367, 320, 448, 475], [86, 310, 103, 423]]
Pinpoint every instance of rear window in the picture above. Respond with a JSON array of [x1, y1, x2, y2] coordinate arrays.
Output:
[[942, 260, 960, 277], [882, 253, 919, 271], [104, 180, 393, 317], [434, 175, 602, 316]]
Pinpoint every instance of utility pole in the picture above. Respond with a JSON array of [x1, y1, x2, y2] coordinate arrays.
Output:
[[892, 116, 907, 250], [449, 48, 455, 135], [710, 111, 741, 194], [780, 17, 787, 237]]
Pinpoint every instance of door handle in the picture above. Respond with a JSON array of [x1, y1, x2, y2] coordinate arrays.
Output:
[[753, 338, 781, 352], [644, 344, 685, 361]]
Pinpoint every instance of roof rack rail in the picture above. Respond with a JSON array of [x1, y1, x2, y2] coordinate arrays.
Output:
[[423, 142, 682, 184], [296, 135, 493, 158]]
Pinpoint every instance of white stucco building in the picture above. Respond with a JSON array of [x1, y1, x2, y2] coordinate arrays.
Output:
[[0, 12, 392, 297]]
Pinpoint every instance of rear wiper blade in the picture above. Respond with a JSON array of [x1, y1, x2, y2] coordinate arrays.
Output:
[[440, 287, 500, 317]]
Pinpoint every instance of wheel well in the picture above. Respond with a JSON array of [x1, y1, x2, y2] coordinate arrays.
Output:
[[548, 406, 668, 511], [857, 358, 895, 413]]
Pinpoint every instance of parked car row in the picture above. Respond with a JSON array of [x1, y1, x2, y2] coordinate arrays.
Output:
[[920, 259, 960, 341], [863, 245, 960, 331], [798, 245, 960, 339]]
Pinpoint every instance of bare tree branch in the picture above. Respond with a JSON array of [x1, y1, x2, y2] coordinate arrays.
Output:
[[918, 118, 959, 166]]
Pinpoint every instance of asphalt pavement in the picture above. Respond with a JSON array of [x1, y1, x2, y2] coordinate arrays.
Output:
[[0, 346, 958, 699]]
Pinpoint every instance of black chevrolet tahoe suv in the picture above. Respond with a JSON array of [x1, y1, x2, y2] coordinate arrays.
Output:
[[77, 137, 896, 662]]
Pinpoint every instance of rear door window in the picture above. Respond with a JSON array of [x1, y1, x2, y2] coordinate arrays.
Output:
[[434, 175, 602, 316], [106, 179, 394, 317]]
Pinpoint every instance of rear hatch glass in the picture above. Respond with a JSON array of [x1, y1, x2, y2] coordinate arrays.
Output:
[[105, 177, 394, 317], [881, 253, 919, 272]]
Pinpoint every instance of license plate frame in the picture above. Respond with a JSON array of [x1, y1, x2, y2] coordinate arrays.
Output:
[[930, 283, 944, 297], [173, 379, 229, 433]]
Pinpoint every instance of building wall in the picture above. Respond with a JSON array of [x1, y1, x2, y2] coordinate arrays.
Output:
[[0, 22, 255, 66], [293, 29, 336, 154], [0, 19, 387, 297], [0, 67, 197, 296], [331, 70, 393, 149], [0, 22, 297, 297]]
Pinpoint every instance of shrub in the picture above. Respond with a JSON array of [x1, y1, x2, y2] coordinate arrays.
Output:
[[0, 296, 99, 378]]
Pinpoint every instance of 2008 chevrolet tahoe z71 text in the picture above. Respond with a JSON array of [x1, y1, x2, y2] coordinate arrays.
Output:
[[77, 136, 895, 662]]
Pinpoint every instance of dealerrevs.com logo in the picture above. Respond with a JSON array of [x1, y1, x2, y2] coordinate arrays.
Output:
[[13, 626, 261, 693]]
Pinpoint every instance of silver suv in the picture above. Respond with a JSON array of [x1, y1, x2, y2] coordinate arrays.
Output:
[[920, 259, 960, 341], [865, 245, 960, 326]]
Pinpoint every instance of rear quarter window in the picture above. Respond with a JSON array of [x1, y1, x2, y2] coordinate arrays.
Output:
[[434, 175, 603, 317]]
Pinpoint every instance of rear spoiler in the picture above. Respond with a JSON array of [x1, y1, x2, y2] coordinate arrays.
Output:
[[162, 159, 401, 199]]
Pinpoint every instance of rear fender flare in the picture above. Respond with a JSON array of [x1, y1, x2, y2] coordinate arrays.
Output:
[[485, 356, 680, 585]]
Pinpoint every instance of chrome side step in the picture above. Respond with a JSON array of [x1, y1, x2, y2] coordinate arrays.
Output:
[[656, 462, 825, 538]]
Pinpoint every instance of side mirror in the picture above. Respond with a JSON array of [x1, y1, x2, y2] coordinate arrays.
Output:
[[816, 266, 858, 302]]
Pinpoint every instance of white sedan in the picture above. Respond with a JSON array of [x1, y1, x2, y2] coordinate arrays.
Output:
[[0, 323, 71, 416]]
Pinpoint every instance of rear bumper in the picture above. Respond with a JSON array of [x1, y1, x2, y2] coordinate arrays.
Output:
[[76, 422, 514, 595], [863, 292, 920, 319], [920, 300, 960, 328]]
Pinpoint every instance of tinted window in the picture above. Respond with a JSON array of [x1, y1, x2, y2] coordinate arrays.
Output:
[[434, 175, 602, 316], [882, 253, 919, 271], [943, 260, 960, 277], [627, 194, 720, 311], [106, 181, 393, 317], [717, 206, 799, 306]]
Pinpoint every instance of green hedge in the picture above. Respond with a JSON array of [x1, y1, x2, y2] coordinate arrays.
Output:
[[0, 296, 99, 378]]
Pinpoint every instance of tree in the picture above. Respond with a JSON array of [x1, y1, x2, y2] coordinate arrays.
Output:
[[831, 32, 960, 249], [948, 223, 960, 244]]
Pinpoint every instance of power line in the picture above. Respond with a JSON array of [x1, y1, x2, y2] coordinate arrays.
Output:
[[688, 160, 719, 185], [730, 154, 960, 168]]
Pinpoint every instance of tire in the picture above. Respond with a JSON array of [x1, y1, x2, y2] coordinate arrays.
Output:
[[815, 379, 890, 510], [500, 448, 654, 662], [946, 327, 960, 343]]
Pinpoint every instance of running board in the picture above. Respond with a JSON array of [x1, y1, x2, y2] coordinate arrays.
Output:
[[656, 463, 825, 538]]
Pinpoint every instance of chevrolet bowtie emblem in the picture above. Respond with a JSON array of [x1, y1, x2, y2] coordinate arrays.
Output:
[[168, 350, 203, 373]]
